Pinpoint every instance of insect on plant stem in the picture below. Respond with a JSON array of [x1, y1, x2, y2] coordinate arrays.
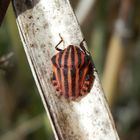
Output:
[[51, 34, 95, 100]]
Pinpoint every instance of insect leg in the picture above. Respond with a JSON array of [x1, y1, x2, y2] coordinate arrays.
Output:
[[80, 38, 89, 54], [55, 34, 64, 51]]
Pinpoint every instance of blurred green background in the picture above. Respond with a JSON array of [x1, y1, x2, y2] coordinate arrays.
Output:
[[0, 0, 140, 140]]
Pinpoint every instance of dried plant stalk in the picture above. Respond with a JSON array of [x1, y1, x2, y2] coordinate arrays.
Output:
[[13, 0, 119, 140]]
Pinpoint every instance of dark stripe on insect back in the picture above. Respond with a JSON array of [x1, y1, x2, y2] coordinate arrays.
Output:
[[63, 47, 70, 97], [75, 47, 81, 97], [71, 46, 76, 96], [64, 47, 70, 68], [71, 46, 75, 68], [63, 69, 68, 97], [51, 55, 57, 66], [56, 68, 61, 86], [76, 47, 82, 68], [58, 52, 63, 67]]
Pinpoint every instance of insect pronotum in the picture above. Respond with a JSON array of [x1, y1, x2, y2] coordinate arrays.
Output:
[[51, 34, 95, 100]]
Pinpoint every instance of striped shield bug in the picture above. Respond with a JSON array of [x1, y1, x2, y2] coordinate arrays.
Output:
[[51, 34, 95, 100]]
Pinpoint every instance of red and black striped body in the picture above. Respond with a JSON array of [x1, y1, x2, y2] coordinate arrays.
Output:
[[51, 45, 94, 99]]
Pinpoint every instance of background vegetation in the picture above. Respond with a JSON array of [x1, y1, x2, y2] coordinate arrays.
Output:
[[0, 0, 140, 140]]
